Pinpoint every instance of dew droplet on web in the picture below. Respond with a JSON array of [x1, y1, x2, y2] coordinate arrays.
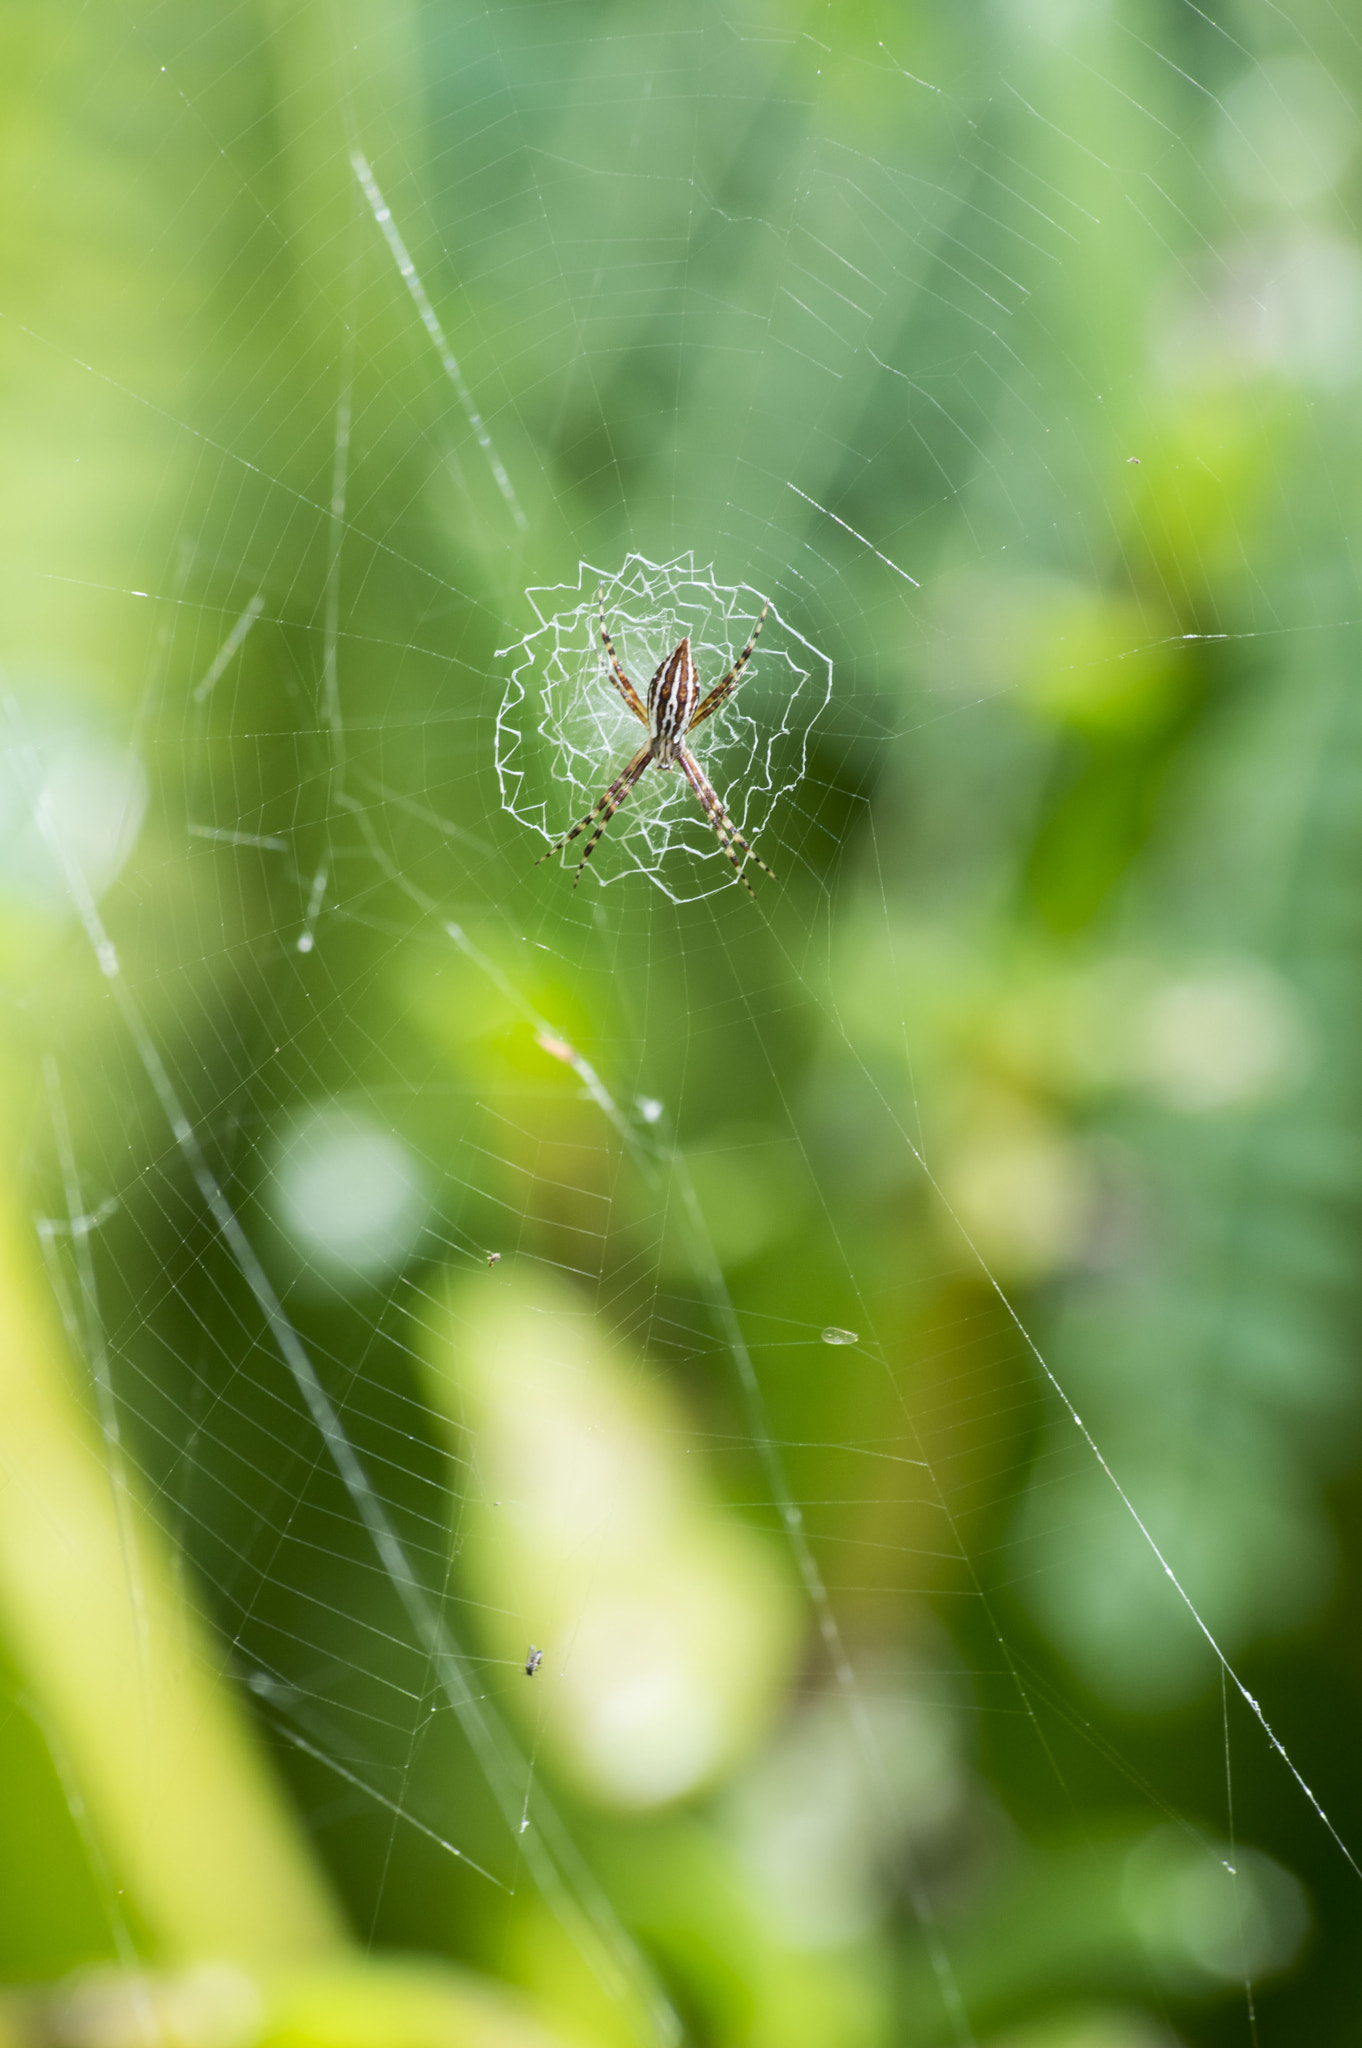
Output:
[[636, 1096, 664, 1123], [821, 1326, 859, 1346]]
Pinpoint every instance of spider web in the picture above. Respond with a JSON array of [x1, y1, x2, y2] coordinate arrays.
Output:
[[2, 5, 1360, 2046]]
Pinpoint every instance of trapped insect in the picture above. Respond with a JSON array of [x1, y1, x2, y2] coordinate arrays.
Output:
[[524, 1644, 543, 1677], [537, 588, 776, 897]]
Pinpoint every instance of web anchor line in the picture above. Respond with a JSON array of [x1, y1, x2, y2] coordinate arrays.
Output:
[[343, 749, 977, 2040], [192, 592, 264, 702], [351, 150, 526, 532], [9, 702, 681, 2047], [99, 998, 673, 2031], [272, 1726, 507, 1890], [1044, 1384, 1362, 1880], [767, 903, 1362, 1887], [666, 1138, 977, 2048], [786, 480, 920, 586]]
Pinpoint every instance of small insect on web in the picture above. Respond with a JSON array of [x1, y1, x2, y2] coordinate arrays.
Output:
[[524, 1645, 543, 1678], [537, 587, 777, 898]]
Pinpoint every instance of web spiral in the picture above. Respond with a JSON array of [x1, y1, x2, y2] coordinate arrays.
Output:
[[495, 554, 832, 902]]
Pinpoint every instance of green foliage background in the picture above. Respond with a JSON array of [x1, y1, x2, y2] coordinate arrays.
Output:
[[1, 2, 1360, 2044]]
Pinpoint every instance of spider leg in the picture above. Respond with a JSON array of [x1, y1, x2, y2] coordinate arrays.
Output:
[[686, 601, 769, 732], [597, 585, 649, 727], [678, 747, 776, 898], [536, 743, 654, 886]]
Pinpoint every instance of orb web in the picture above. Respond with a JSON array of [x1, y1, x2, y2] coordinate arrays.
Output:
[[7, 4, 1361, 2037], [495, 554, 832, 902]]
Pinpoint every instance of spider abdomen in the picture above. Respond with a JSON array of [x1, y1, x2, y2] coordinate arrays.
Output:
[[648, 638, 698, 765]]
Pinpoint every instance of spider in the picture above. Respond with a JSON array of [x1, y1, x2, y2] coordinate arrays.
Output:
[[537, 587, 776, 897]]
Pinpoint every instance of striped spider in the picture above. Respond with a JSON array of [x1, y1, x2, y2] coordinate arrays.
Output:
[[537, 588, 776, 897]]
